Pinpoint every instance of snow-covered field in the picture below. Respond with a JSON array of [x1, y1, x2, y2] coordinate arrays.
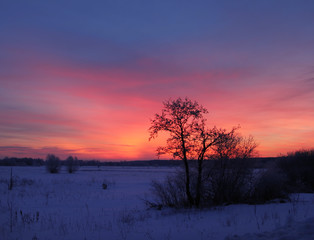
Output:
[[1, 166, 314, 240]]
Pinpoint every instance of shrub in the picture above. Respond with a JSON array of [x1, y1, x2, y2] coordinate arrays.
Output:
[[150, 172, 188, 208], [150, 159, 254, 208], [45, 154, 61, 173], [202, 158, 253, 205], [250, 169, 288, 203], [65, 156, 79, 173], [151, 150, 314, 208], [277, 149, 314, 192]]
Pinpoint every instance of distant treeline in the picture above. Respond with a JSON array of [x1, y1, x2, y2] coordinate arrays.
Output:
[[0, 157, 182, 167], [0, 157, 277, 167], [0, 157, 44, 166]]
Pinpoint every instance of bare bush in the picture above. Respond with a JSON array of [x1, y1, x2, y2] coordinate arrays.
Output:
[[277, 149, 314, 192], [150, 158, 255, 208], [199, 132, 257, 206], [150, 172, 188, 208], [45, 154, 61, 173], [65, 156, 79, 173], [250, 169, 288, 203], [101, 178, 115, 190], [202, 158, 253, 205]]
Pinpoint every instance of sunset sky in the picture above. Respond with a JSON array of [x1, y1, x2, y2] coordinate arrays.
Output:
[[1, 1, 314, 160]]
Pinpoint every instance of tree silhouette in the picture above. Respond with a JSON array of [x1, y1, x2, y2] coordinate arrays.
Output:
[[206, 128, 258, 205], [149, 97, 257, 207], [66, 156, 79, 173], [150, 98, 222, 206], [45, 154, 61, 173]]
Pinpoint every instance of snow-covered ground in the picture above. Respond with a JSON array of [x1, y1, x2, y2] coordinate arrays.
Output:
[[1, 166, 314, 240]]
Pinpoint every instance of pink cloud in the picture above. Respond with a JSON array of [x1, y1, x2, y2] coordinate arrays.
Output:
[[1, 46, 314, 159]]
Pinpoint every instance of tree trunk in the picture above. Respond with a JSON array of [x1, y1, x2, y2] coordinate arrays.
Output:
[[195, 158, 203, 207], [181, 132, 193, 207], [183, 157, 193, 207]]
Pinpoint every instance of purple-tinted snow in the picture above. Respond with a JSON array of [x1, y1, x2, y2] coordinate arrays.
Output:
[[1, 166, 314, 240]]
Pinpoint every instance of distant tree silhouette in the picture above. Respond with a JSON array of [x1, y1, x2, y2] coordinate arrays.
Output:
[[66, 156, 79, 173], [45, 154, 61, 173], [277, 149, 314, 191]]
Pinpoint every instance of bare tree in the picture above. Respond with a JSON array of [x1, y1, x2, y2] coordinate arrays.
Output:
[[149, 97, 223, 207], [204, 128, 258, 205], [149, 97, 258, 207], [66, 156, 79, 173], [45, 154, 61, 173]]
